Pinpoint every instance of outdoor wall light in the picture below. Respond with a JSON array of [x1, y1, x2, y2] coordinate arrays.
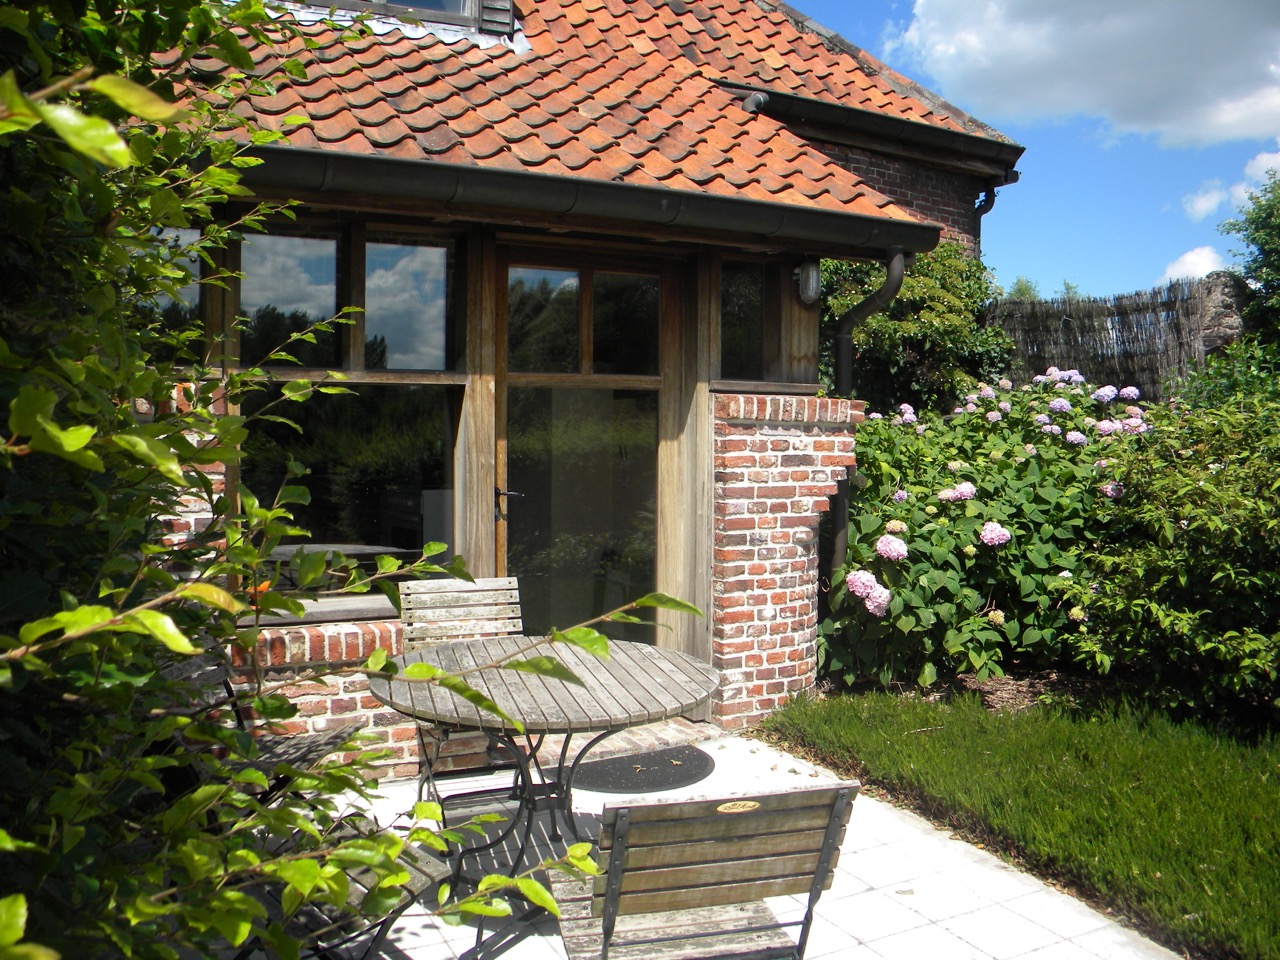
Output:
[[795, 261, 821, 304]]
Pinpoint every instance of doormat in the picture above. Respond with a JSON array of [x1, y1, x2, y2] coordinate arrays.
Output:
[[571, 744, 715, 794]]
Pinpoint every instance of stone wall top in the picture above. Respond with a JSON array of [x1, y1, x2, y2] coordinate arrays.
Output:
[[713, 393, 865, 427]]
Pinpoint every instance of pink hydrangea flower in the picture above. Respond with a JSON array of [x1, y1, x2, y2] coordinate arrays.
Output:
[[845, 569, 879, 598], [998, 401, 1012, 413], [1100, 481, 1124, 499], [1119, 386, 1141, 400], [1048, 397, 1073, 414], [986, 411, 1002, 422], [892, 489, 910, 502], [998, 379, 1013, 390], [1092, 385, 1118, 403], [864, 584, 892, 618], [979, 521, 1012, 547], [1095, 419, 1119, 436], [979, 385, 996, 400], [876, 534, 908, 561], [1065, 431, 1087, 445]]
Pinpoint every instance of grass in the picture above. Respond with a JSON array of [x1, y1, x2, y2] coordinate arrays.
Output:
[[761, 692, 1280, 960]]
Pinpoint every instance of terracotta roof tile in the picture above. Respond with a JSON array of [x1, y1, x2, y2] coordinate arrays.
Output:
[[179, 0, 1008, 229]]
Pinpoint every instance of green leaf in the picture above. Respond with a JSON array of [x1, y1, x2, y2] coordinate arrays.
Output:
[[917, 662, 937, 687], [0, 894, 26, 948], [281, 379, 313, 401], [503, 656, 584, 686], [0, 944, 60, 960], [632, 593, 703, 616], [515, 878, 559, 916], [180, 582, 246, 613], [126, 609, 197, 654], [0, 71, 39, 135], [87, 76, 188, 122], [552, 626, 610, 659], [275, 859, 323, 896], [34, 102, 133, 167], [365, 647, 388, 671], [403, 662, 445, 680], [113, 431, 186, 484], [437, 675, 521, 732]]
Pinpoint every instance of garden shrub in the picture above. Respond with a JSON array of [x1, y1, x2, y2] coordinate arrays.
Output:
[[820, 242, 1012, 413], [825, 369, 1148, 687], [1064, 339, 1280, 725]]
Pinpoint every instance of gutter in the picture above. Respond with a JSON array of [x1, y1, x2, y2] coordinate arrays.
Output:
[[829, 247, 907, 586], [239, 144, 941, 255], [732, 84, 1023, 186]]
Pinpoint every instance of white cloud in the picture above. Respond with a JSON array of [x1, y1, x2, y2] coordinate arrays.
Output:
[[1182, 181, 1229, 222], [1160, 246, 1226, 283], [888, 0, 1280, 146]]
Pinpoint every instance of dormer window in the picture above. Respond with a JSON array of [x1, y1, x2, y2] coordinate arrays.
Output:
[[325, 0, 515, 36]]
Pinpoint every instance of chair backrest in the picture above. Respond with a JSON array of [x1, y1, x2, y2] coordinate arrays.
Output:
[[398, 577, 523, 649], [593, 783, 857, 918]]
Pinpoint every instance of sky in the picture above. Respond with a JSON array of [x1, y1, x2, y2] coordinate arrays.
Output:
[[794, 0, 1280, 299]]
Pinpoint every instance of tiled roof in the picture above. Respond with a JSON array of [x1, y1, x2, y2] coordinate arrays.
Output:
[[176, 0, 989, 230], [625, 0, 986, 137]]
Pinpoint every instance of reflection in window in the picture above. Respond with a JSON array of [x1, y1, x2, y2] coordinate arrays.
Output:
[[720, 261, 765, 381], [239, 234, 340, 368], [507, 267, 579, 373], [366, 239, 454, 371], [593, 272, 659, 375], [398, 0, 470, 11], [240, 385, 458, 556], [506, 388, 657, 641]]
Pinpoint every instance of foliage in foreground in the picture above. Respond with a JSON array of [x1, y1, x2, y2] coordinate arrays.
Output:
[[1062, 339, 1280, 725], [763, 692, 1280, 960], [825, 369, 1146, 688], [820, 242, 1012, 413]]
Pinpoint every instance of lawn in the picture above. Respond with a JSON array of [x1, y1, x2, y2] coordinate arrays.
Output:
[[761, 690, 1280, 960]]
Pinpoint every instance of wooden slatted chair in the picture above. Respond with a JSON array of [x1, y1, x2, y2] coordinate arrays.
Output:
[[549, 783, 859, 960], [397, 577, 525, 800]]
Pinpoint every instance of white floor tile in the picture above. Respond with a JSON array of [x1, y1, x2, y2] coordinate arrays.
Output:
[[942, 904, 1064, 959]]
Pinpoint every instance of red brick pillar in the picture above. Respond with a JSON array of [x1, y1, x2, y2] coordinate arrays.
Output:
[[710, 394, 862, 730]]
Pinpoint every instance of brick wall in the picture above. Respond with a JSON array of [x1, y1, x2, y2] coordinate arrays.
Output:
[[815, 140, 987, 252], [239, 620, 496, 779], [710, 394, 863, 730]]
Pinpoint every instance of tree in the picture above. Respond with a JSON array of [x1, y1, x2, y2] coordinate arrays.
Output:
[[820, 241, 1012, 413], [0, 5, 611, 956], [1056, 279, 1082, 301], [1006, 276, 1041, 300], [1222, 168, 1280, 337]]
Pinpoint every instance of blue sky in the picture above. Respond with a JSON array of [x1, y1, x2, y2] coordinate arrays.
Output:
[[794, 0, 1280, 298]]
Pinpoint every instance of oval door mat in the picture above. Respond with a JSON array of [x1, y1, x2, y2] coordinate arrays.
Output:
[[571, 743, 715, 793]]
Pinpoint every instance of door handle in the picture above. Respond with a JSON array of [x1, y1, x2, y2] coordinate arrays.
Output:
[[494, 486, 524, 519]]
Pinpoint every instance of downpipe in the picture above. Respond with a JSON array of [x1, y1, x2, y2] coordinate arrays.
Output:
[[828, 247, 907, 589]]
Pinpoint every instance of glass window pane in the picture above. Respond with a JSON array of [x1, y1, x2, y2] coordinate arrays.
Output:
[[506, 388, 658, 642], [239, 385, 458, 561], [398, 0, 470, 11], [593, 272, 659, 375], [720, 261, 765, 381], [366, 240, 454, 371], [239, 234, 340, 368], [508, 267, 580, 374]]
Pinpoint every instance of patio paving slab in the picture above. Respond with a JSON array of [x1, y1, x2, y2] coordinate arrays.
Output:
[[355, 722, 1181, 960]]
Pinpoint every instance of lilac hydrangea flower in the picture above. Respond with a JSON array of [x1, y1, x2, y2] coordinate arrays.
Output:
[[1119, 386, 1141, 400], [1100, 481, 1124, 499], [916, 423, 927, 434], [1125, 405, 1143, 418], [1045, 366, 1061, 378], [1092, 385, 1119, 403], [965, 402, 977, 413], [899, 403, 915, 416], [864, 584, 892, 618], [1048, 397, 1072, 414], [876, 534, 908, 561], [954, 481, 976, 500], [845, 569, 879, 598], [1095, 419, 1119, 436], [979, 385, 996, 400], [998, 378, 1013, 390], [892, 489, 910, 503], [1065, 430, 1087, 445], [998, 401, 1011, 413], [1034, 413, 1051, 426], [986, 410, 1002, 422], [901, 412, 918, 424], [1041, 424, 1062, 435], [979, 521, 1012, 546], [1122, 417, 1148, 434], [867, 412, 883, 420]]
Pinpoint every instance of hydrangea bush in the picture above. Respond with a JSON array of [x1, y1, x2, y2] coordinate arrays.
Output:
[[826, 369, 1149, 688], [1063, 340, 1280, 724]]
